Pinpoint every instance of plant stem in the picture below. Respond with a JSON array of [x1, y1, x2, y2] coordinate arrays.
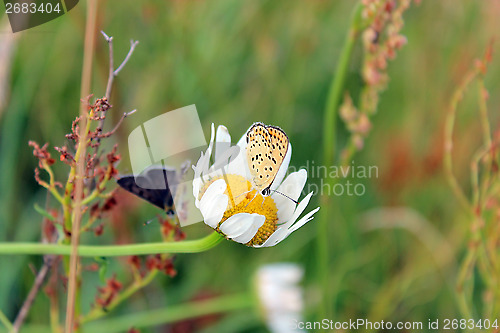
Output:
[[477, 80, 492, 148], [42, 163, 64, 204], [65, 1, 98, 331], [80, 270, 159, 324], [0, 232, 224, 257], [80, 167, 111, 206], [12, 258, 53, 333], [0, 309, 12, 331], [84, 293, 253, 333], [322, 2, 362, 168], [443, 69, 478, 215], [317, 1, 363, 321]]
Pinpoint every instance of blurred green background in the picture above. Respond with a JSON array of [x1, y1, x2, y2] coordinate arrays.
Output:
[[1, 0, 500, 332]]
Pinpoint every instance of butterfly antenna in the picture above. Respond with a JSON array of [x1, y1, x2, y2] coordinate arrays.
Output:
[[271, 190, 299, 204]]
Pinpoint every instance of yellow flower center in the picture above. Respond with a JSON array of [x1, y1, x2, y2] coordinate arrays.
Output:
[[199, 174, 278, 246]]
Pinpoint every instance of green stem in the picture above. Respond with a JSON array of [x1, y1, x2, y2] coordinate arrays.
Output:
[[322, 2, 363, 168], [477, 80, 492, 148], [0, 232, 224, 257], [0, 309, 12, 331], [81, 269, 159, 324], [317, 2, 363, 321], [43, 163, 64, 204], [83, 293, 253, 333], [456, 248, 475, 319], [80, 170, 111, 206], [443, 69, 478, 215], [34, 204, 57, 222]]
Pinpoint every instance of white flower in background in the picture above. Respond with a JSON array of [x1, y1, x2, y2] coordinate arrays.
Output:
[[256, 263, 306, 333], [192, 124, 319, 247]]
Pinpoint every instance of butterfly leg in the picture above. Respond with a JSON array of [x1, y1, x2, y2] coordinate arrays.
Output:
[[259, 195, 266, 209], [233, 189, 253, 200], [244, 190, 260, 208]]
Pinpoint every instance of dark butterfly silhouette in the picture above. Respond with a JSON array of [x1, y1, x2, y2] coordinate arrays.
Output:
[[117, 166, 179, 215]]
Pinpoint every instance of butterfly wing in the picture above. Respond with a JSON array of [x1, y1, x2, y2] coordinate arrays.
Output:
[[246, 123, 289, 195], [117, 166, 178, 214]]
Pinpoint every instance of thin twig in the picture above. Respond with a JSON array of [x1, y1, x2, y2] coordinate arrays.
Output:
[[477, 79, 492, 148], [48, 256, 61, 333], [98, 32, 139, 132], [100, 109, 137, 139], [114, 40, 139, 77], [101, 31, 114, 101], [12, 178, 56, 332], [443, 69, 478, 214], [445, 44, 496, 322], [12, 256, 54, 333], [90, 33, 139, 171]]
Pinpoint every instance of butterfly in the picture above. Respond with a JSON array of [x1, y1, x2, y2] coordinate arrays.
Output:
[[117, 165, 180, 215], [245, 122, 289, 196]]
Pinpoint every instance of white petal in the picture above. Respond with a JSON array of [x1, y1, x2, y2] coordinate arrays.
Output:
[[270, 207, 319, 246], [258, 192, 316, 247], [220, 213, 265, 243], [192, 176, 203, 207], [280, 191, 314, 230], [274, 169, 307, 200], [204, 167, 225, 180], [272, 169, 307, 223], [199, 178, 226, 203], [270, 142, 292, 193], [199, 179, 227, 228], [215, 125, 231, 161], [225, 131, 250, 178], [192, 150, 211, 206], [193, 149, 211, 183], [259, 227, 288, 247], [288, 206, 319, 233], [216, 125, 231, 143], [198, 123, 216, 180], [192, 151, 204, 179], [201, 194, 228, 228], [200, 151, 211, 181], [213, 146, 243, 176], [206, 123, 215, 159], [225, 152, 250, 178]]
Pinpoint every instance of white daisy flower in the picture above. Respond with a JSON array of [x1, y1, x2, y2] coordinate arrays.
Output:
[[255, 263, 306, 333], [192, 124, 319, 247]]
